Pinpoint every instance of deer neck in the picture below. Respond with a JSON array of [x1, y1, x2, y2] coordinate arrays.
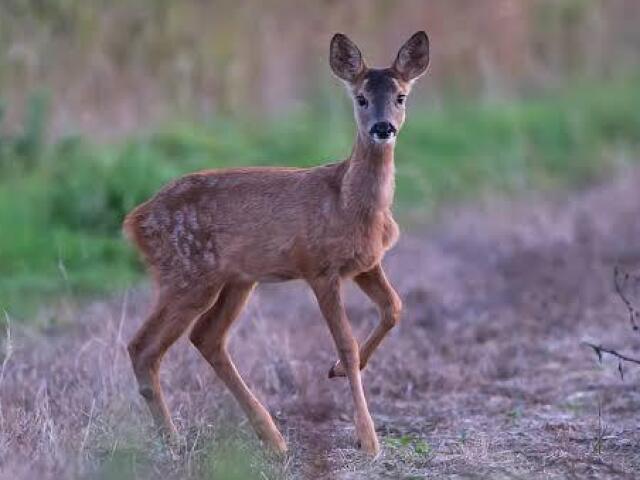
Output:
[[341, 132, 396, 218]]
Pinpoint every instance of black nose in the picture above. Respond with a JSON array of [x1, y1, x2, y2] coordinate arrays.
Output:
[[369, 122, 396, 138]]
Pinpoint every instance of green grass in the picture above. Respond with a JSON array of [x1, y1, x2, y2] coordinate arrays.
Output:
[[1, 77, 640, 318], [94, 428, 283, 480]]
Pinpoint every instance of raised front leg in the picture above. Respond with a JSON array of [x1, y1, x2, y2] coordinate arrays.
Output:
[[329, 264, 402, 378], [308, 274, 380, 456]]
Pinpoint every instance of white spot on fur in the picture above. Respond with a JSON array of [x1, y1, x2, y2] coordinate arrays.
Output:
[[186, 207, 199, 229], [322, 198, 332, 217]]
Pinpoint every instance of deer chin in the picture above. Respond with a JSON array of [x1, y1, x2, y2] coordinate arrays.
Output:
[[371, 134, 396, 145]]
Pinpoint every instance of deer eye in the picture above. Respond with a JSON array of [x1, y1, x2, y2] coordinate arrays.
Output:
[[397, 94, 406, 105], [356, 95, 368, 108]]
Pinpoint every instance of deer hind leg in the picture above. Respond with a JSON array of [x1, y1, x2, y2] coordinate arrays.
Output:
[[189, 282, 287, 454], [128, 284, 218, 441], [309, 275, 380, 456], [329, 264, 402, 378]]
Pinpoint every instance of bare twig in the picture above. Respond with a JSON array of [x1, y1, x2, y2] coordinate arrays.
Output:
[[585, 267, 640, 378], [79, 399, 96, 454], [0, 311, 13, 432], [613, 266, 640, 332], [0, 310, 13, 390], [583, 342, 640, 366]]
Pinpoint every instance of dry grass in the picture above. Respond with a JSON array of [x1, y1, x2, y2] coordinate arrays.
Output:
[[3, 169, 640, 478], [3, 1, 640, 138]]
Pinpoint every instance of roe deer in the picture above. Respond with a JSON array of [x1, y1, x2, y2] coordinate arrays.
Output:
[[124, 31, 430, 456]]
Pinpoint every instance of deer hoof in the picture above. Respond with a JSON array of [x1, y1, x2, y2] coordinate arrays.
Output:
[[358, 435, 380, 457], [158, 424, 180, 451], [328, 360, 346, 378], [266, 432, 288, 456]]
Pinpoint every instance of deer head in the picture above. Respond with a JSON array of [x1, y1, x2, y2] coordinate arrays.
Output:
[[330, 31, 430, 145]]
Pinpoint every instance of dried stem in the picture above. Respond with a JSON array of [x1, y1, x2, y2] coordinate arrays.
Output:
[[583, 266, 640, 378], [582, 342, 640, 366], [613, 266, 640, 332]]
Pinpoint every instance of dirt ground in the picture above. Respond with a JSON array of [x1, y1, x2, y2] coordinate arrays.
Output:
[[3, 170, 640, 479]]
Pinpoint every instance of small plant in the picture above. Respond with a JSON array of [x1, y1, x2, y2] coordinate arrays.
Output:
[[592, 397, 610, 456], [384, 434, 431, 457], [200, 430, 286, 480], [506, 407, 523, 423]]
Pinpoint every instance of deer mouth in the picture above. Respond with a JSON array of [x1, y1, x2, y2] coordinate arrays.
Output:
[[369, 122, 397, 143], [371, 132, 396, 144]]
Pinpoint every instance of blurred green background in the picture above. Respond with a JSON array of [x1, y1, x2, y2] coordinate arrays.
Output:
[[1, 0, 640, 317]]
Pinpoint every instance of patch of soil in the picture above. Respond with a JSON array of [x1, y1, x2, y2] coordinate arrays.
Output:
[[4, 170, 640, 478]]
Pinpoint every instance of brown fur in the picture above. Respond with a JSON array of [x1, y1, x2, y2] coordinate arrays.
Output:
[[125, 31, 429, 456]]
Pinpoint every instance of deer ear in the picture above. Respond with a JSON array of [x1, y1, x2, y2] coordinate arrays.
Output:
[[330, 33, 365, 83], [393, 31, 430, 82]]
